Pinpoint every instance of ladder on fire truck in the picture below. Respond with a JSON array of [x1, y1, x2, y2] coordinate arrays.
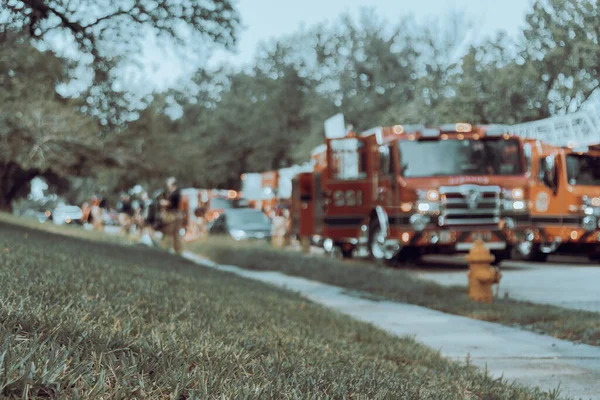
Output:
[[504, 103, 600, 147]]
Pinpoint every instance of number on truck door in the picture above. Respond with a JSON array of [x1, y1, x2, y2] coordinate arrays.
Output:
[[333, 190, 363, 207]]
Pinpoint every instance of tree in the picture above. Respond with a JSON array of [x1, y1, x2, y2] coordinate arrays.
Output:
[[519, 0, 600, 116], [433, 33, 551, 124], [0, 30, 130, 210], [1, 0, 240, 123]]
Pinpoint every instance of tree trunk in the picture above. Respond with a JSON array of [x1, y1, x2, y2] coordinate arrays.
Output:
[[0, 195, 11, 212], [0, 162, 16, 212], [0, 162, 39, 212]]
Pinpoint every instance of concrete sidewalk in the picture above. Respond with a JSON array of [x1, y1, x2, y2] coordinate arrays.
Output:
[[183, 252, 600, 400]]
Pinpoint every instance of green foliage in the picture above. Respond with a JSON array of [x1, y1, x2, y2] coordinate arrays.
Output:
[[2, 0, 240, 124], [0, 30, 100, 209], [0, 219, 558, 399], [119, 1, 600, 192], [4, 0, 600, 200], [521, 0, 600, 114]]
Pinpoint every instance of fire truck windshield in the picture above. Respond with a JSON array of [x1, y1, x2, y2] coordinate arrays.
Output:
[[398, 138, 523, 178], [566, 154, 600, 186]]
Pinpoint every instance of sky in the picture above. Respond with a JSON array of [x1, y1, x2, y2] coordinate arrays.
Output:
[[210, 0, 533, 67], [136, 0, 534, 93]]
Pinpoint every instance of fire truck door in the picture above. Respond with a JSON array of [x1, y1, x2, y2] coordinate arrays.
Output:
[[376, 144, 395, 206], [530, 153, 564, 232], [324, 137, 375, 237]]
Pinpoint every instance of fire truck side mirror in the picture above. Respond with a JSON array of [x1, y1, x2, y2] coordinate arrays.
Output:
[[543, 155, 557, 192]]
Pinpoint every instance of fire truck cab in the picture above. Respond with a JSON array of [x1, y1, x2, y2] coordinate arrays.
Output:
[[297, 121, 531, 263], [511, 142, 600, 261]]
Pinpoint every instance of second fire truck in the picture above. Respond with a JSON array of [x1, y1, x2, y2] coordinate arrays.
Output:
[[508, 142, 600, 261]]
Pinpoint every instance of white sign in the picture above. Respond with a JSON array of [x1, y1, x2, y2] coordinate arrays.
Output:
[[324, 114, 346, 139]]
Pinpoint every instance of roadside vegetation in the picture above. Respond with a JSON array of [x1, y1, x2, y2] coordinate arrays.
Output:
[[0, 219, 561, 399], [190, 238, 600, 348], [0, 213, 130, 245]]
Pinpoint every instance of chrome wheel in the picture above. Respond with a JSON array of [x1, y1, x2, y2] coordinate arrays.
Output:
[[515, 234, 548, 262], [327, 246, 343, 259], [517, 239, 533, 257], [369, 225, 386, 261]]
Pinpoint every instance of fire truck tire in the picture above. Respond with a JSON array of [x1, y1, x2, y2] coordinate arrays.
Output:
[[341, 247, 354, 259], [326, 246, 343, 260], [514, 242, 548, 262], [491, 248, 511, 266], [588, 253, 600, 263]]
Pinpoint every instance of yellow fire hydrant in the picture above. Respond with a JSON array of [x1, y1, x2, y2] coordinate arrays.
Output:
[[465, 240, 501, 304]]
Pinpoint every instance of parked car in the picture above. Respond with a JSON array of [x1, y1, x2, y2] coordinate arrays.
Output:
[[52, 205, 83, 225], [209, 208, 272, 241]]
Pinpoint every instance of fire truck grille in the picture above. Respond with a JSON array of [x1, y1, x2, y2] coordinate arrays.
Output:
[[440, 185, 501, 226]]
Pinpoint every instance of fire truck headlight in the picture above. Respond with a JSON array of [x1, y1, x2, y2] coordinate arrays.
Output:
[[582, 196, 600, 207], [417, 201, 440, 214], [426, 190, 439, 202], [511, 188, 524, 200], [504, 188, 525, 200], [323, 238, 334, 252], [512, 201, 525, 211], [503, 200, 526, 211], [582, 216, 597, 232], [400, 202, 413, 213], [410, 214, 430, 232], [417, 203, 431, 213]]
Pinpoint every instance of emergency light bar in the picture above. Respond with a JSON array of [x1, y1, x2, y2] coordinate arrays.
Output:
[[420, 128, 440, 138], [485, 125, 509, 137], [571, 146, 589, 153], [401, 124, 425, 134], [361, 126, 384, 144], [440, 123, 472, 133]]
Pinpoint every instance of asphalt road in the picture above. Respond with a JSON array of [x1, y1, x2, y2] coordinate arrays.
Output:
[[409, 255, 600, 313]]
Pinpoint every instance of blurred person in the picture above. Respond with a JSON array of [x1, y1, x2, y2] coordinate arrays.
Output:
[[136, 191, 156, 246], [282, 208, 292, 246], [194, 206, 208, 239], [142, 189, 164, 245], [117, 193, 134, 234], [90, 194, 104, 231], [271, 208, 286, 249], [81, 201, 91, 224], [138, 191, 151, 224], [159, 177, 184, 254], [98, 190, 108, 210]]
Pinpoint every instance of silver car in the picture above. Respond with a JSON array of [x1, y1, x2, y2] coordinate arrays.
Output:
[[52, 205, 83, 225]]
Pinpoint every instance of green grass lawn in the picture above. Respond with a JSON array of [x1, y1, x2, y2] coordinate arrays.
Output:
[[0, 220, 559, 399], [190, 238, 600, 348]]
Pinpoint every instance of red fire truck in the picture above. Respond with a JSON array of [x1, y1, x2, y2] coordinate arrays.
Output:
[[240, 158, 319, 214], [293, 122, 530, 263]]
